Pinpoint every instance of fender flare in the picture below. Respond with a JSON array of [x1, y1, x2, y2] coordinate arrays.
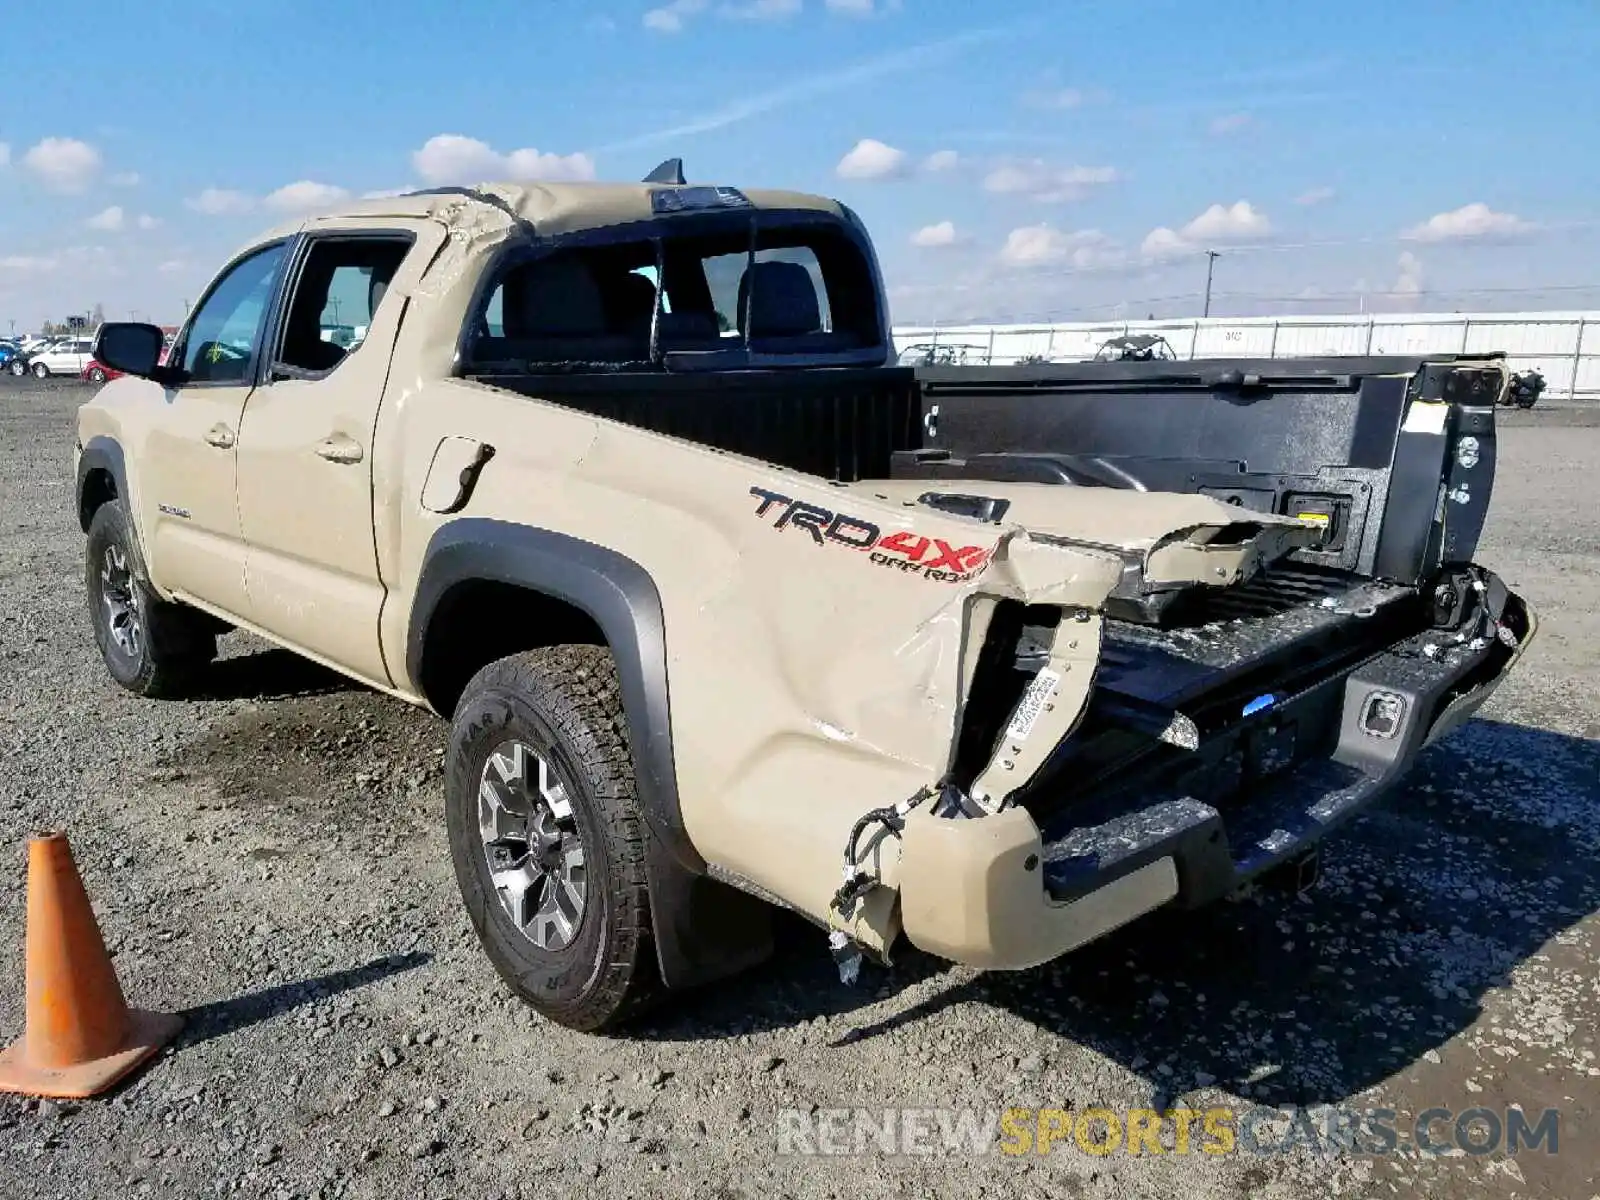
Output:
[[407, 519, 773, 989], [75, 436, 131, 533]]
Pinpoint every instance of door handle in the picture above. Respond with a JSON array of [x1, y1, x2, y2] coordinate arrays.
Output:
[[204, 424, 236, 449], [315, 434, 364, 464]]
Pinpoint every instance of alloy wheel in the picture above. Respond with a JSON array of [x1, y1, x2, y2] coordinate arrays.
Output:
[[99, 543, 142, 659], [477, 740, 588, 951]]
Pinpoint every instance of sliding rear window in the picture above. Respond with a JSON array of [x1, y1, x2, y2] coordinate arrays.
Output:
[[464, 209, 884, 374]]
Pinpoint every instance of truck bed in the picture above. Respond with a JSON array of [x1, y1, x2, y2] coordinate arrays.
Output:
[[902, 354, 1503, 586], [467, 366, 922, 483]]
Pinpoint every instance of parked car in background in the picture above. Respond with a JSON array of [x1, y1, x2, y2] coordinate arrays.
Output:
[[83, 359, 125, 384], [24, 335, 96, 378], [9, 338, 60, 376], [0, 342, 20, 369]]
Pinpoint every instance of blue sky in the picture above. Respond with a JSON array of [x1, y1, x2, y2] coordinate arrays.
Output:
[[3, 0, 1599, 331]]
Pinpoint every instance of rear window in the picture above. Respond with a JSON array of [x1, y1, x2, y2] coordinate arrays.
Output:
[[465, 213, 882, 373]]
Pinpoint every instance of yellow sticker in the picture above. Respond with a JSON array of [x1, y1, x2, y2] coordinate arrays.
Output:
[[1295, 512, 1331, 526]]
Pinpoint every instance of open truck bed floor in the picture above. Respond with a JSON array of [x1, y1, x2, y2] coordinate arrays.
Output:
[[1035, 571, 1531, 908]]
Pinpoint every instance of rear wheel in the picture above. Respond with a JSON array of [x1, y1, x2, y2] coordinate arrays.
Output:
[[9, 359, 25, 377], [85, 501, 217, 697], [87, 366, 107, 384], [444, 645, 659, 1032]]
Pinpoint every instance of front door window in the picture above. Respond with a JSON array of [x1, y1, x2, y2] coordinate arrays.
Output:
[[179, 243, 289, 384]]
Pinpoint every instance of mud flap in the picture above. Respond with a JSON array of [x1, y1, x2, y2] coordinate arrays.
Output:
[[644, 834, 776, 990]]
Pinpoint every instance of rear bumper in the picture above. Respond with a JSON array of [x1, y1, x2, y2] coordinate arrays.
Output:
[[895, 574, 1536, 971]]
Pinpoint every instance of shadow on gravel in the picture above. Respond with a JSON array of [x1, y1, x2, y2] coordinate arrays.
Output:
[[811, 717, 1600, 1106], [190, 648, 363, 702], [176, 950, 432, 1048]]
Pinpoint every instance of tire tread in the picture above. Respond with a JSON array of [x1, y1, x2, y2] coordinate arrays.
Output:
[[453, 645, 661, 1031]]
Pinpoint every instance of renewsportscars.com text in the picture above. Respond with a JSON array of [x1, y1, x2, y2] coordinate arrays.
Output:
[[775, 1105, 1561, 1159]]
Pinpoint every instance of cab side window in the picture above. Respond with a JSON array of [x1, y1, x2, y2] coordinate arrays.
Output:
[[178, 242, 290, 384], [275, 237, 413, 375]]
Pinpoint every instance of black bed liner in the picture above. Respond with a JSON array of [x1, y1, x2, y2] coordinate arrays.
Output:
[[469, 366, 921, 483], [906, 353, 1502, 588]]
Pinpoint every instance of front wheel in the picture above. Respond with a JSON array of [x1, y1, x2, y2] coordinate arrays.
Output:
[[10, 359, 28, 377], [31, 362, 49, 379], [87, 366, 107, 384], [85, 501, 218, 697], [444, 645, 659, 1032]]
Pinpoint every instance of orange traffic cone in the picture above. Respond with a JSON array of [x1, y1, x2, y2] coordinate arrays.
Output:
[[0, 833, 181, 1098]]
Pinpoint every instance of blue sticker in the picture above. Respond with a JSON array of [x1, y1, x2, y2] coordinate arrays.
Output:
[[1242, 694, 1277, 717]]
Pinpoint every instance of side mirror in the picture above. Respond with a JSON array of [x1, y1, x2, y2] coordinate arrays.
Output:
[[93, 322, 167, 379]]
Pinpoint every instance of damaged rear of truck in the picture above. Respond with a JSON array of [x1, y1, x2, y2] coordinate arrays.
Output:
[[421, 184, 1536, 1019], [852, 355, 1539, 973]]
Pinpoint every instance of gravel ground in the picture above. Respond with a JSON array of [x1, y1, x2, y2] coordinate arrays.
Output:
[[0, 375, 1595, 1200]]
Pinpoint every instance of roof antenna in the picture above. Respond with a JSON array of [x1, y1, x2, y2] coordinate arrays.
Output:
[[643, 157, 686, 185]]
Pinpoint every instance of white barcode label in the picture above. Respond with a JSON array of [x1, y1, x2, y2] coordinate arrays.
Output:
[[1006, 668, 1061, 742], [1402, 401, 1448, 435]]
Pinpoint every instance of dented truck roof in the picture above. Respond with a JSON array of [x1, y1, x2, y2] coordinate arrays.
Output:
[[252, 179, 849, 244]]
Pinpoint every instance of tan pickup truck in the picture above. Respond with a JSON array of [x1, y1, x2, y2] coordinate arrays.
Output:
[[76, 164, 1536, 1030]]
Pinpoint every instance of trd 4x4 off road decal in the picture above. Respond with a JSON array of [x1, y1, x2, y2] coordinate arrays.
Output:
[[749, 487, 995, 584]]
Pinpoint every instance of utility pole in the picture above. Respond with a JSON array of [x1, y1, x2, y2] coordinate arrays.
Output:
[[1202, 250, 1220, 318]]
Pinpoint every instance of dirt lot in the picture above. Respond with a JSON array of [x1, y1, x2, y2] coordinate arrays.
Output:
[[0, 376, 1595, 1200]]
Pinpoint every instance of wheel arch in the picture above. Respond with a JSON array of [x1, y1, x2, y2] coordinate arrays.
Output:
[[407, 519, 774, 991], [76, 436, 130, 534]]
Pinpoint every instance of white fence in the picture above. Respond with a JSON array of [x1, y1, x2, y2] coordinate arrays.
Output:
[[891, 311, 1600, 401]]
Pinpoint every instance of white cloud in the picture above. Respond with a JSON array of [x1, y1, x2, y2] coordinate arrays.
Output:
[[0, 143, 9, 168], [264, 180, 352, 212], [724, 0, 802, 18], [924, 149, 960, 172], [835, 138, 910, 181], [983, 159, 1119, 203], [1140, 200, 1271, 261], [826, 0, 894, 13], [411, 134, 596, 185], [1020, 83, 1109, 110], [1393, 250, 1423, 299], [111, 171, 140, 187], [648, 0, 889, 27], [1182, 200, 1271, 241], [86, 206, 125, 232], [157, 260, 188, 275], [1402, 202, 1531, 243], [186, 187, 255, 216], [1295, 186, 1335, 206], [20, 137, 102, 193], [644, 0, 708, 31], [1139, 227, 1192, 261], [0, 255, 55, 274], [911, 221, 958, 248], [1000, 225, 1118, 269], [1209, 112, 1253, 136], [80, 206, 156, 234], [1024, 87, 1086, 109]]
